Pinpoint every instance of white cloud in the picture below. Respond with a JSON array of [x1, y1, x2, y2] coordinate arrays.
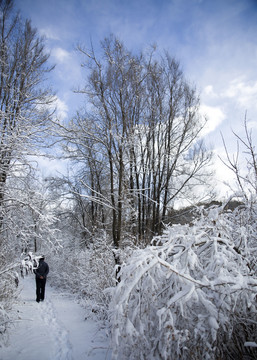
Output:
[[211, 149, 237, 199], [199, 104, 226, 136], [223, 79, 257, 110], [203, 85, 217, 98], [39, 27, 60, 41], [247, 120, 257, 130], [52, 96, 69, 121], [30, 156, 68, 177], [51, 47, 70, 63]]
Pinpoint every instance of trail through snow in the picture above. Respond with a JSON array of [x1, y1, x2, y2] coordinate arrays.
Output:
[[0, 277, 112, 360]]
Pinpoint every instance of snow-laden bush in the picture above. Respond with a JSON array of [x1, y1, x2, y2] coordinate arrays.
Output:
[[0, 254, 20, 343], [48, 231, 116, 320], [0, 252, 39, 340], [109, 203, 257, 360]]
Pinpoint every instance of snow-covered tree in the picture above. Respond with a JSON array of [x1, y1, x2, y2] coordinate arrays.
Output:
[[0, 0, 54, 228], [109, 202, 257, 359], [46, 229, 115, 320], [0, 0, 55, 250], [0, 0, 55, 335]]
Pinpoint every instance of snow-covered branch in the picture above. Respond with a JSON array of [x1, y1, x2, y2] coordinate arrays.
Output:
[[109, 202, 257, 359]]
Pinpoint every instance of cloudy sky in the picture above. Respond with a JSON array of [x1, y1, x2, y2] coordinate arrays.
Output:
[[17, 0, 257, 197]]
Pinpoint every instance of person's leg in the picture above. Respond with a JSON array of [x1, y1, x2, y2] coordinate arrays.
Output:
[[36, 278, 40, 302], [40, 278, 46, 300]]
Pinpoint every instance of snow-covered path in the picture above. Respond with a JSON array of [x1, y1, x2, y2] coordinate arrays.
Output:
[[1, 277, 112, 360]]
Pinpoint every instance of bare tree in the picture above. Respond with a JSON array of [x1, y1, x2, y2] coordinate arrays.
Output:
[[61, 35, 212, 247], [221, 115, 257, 201], [129, 53, 212, 237]]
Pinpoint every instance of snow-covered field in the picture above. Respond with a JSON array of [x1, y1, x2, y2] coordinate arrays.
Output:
[[1, 276, 111, 360]]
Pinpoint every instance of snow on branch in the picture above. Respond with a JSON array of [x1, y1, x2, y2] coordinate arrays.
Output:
[[20, 252, 43, 277], [109, 203, 257, 359]]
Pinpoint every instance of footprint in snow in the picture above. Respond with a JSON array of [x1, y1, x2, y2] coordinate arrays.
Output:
[[39, 299, 73, 360]]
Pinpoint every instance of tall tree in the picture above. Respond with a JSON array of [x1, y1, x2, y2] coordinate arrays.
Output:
[[0, 0, 54, 231], [0, 1, 56, 332], [61, 35, 212, 247]]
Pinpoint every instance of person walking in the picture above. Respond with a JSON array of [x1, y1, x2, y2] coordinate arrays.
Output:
[[34, 255, 49, 302]]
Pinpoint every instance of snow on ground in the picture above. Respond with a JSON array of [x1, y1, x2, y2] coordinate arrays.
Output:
[[0, 276, 112, 360]]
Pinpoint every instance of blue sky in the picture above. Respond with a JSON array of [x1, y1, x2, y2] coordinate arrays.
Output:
[[17, 0, 257, 196]]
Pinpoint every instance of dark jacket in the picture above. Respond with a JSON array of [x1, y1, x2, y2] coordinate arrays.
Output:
[[34, 259, 49, 279]]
